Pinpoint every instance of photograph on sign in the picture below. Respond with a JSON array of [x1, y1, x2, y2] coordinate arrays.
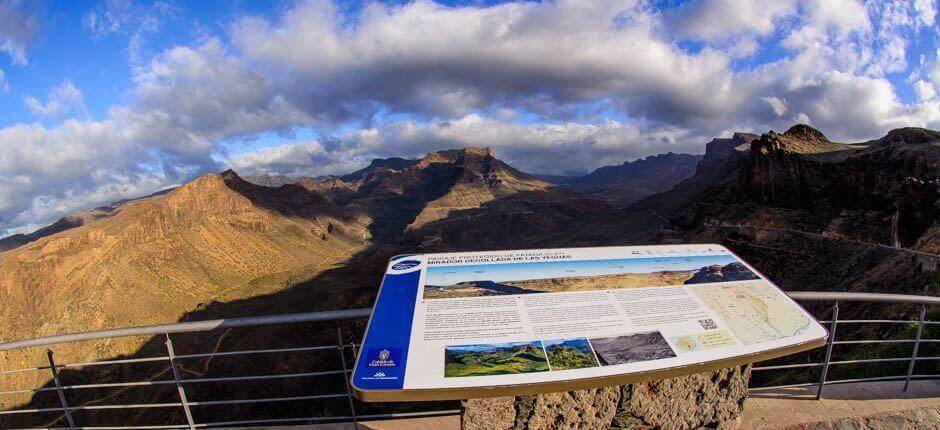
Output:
[[352, 244, 827, 401]]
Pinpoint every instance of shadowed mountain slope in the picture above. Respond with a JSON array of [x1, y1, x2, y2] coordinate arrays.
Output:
[[0, 171, 371, 390], [567, 152, 703, 205]]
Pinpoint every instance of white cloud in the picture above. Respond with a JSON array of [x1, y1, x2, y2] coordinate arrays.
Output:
[[914, 0, 936, 26], [1, 0, 940, 235], [913, 80, 937, 101], [229, 0, 737, 126], [666, 0, 797, 58], [0, 0, 40, 65], [762, 97, 788, 116], [23, 79, 86, 120], [83, 0, 177, 64]]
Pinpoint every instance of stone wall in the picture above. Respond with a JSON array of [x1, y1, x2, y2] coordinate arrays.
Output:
[[462, 365, 750, 430]]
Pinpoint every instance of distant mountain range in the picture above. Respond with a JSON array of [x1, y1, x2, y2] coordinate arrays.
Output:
[[0, 125, 937, 419]]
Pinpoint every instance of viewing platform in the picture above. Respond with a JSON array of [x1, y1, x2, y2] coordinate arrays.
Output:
[[1, 291, 938, 429]]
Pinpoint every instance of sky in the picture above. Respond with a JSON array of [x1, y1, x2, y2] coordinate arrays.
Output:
[[0, 0, 937, 236], [424, 255, 741, 285]]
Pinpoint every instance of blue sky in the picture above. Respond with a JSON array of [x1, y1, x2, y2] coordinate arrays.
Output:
[[425, 255, 741, 285], [446, 341, 544, 352], [0, 0, 937, 235]]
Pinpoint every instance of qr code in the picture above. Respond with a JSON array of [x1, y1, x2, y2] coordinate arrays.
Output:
[[698, 319, 718, 330]]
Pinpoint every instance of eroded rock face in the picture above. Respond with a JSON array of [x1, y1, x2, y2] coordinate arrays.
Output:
[[462, 365, 751, 430]]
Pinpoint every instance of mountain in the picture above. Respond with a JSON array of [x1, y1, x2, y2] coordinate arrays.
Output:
[[0, 170, 371, 391], [0, 188, 176, 252], [567, 152, 703, 205], [2, 126, 938, 427], [673, 125, 938, 295]]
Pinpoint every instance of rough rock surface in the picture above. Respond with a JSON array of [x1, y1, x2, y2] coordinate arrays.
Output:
[[462, 365, 750, 430]]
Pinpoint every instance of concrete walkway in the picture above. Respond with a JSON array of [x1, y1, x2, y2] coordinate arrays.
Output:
[[742, 380, 940, 429]]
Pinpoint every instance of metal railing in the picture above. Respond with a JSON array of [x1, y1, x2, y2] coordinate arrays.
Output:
[[1, 291, 938, 429], [0, 308, 460, 429], [751, 291, 940, 399]]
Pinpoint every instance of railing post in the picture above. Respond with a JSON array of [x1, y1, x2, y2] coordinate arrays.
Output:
[[46, 349, 76, 429], [904, 306, 927, 392], [165, 334, 196, 430], [336, 327, 359, 428], [816, 302, 838, 400]]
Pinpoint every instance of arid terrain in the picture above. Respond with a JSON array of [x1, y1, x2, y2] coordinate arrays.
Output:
[[1, 125, 937, 427]]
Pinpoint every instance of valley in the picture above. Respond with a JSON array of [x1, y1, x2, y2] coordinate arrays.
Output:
[[0, 124, 937, 427]]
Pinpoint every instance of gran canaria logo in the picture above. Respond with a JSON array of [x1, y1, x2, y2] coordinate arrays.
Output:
[[367, 347, 399, 367]]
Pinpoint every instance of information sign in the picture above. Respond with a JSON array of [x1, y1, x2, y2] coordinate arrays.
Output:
[[352, 244, 827, 401]]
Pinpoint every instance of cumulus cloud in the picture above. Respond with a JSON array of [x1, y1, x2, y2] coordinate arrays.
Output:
[[1, 0, 940, 235], [23, 79, 86, 119]]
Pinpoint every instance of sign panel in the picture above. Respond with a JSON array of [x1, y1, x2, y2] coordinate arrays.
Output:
[[352, 244, 827, 401]]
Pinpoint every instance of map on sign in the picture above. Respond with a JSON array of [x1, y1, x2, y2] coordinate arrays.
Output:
[[692, 281, 814, 345], [351, 244, 828, 402]]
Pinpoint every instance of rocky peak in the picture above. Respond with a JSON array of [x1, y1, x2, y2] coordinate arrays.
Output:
[[783, 124, 828, 142], [416, 147, 495, 168], [872, 127, 940, 147], [703, 133, 757, 162]]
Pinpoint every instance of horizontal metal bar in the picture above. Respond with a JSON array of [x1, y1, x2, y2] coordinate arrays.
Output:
[[72, 426, 189, 430], [0, 386, 58, 396], [752, 362, 823, 371], [833, 339, 916, 345], [175, 344, 342, 360], [828, 319, 916, 324], [786, 291, 940, 306], [194, 409, 462, 428], [186, 393, 348, 406], [828, 357, 912, 365], [69, 402, 183, 411], [915, 356, 940, 361], [0, 366, 47, 375], [0, 308, 372, 351], [61, 379, 177, 390], [194, 415, 355, 427], [5, 426, 189, 430], [825, 374, 940, 385], [748, 374, 940, 392], [0, 406, 66, 415], [56, 355, 170, 369], [748, 382, 820, 391], [0, 355, 170, 376], [181, 369, 348, 384]]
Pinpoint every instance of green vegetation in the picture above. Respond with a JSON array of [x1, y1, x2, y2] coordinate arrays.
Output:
[[444, 342, 549, 377], [545, 339, 598, 370]]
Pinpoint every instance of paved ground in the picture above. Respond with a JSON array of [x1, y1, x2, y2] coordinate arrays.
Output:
[[245, 380, 940, 429], [742, 380, 940, 429]]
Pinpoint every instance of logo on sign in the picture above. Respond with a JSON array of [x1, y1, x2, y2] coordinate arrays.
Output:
[[366, 348, 401, 367], [390, 260, 421, 271]]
